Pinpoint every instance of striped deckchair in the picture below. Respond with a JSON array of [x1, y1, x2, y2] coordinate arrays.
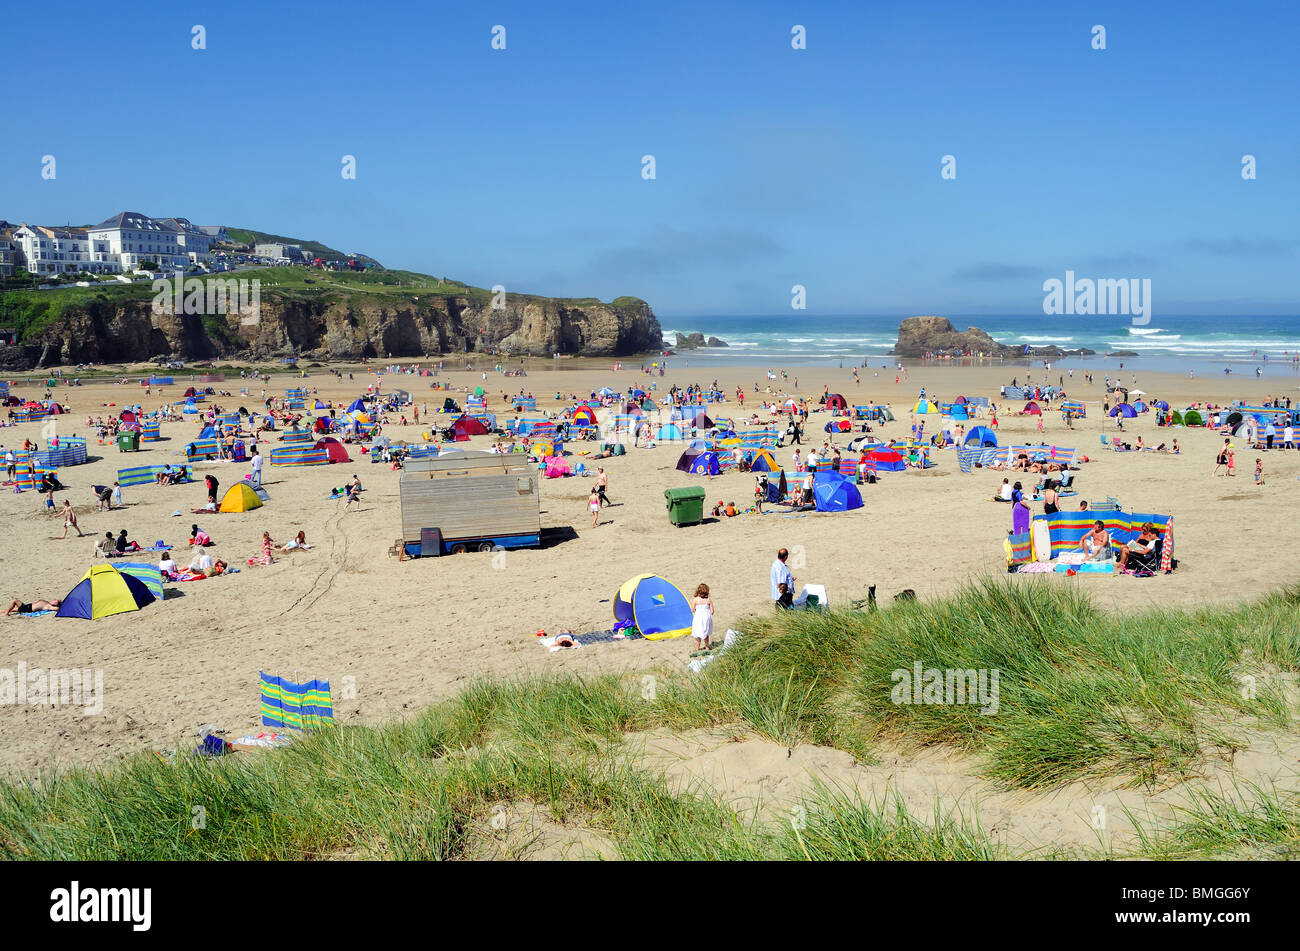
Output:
[[260, 672, 333, 731], [116, 563, 165, 601]]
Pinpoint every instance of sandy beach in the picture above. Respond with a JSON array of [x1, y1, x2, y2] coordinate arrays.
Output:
[[3, 358, 1299, 776]]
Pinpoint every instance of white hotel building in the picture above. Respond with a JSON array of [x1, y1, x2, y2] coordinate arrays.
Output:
[[12, 211, 217, 275]]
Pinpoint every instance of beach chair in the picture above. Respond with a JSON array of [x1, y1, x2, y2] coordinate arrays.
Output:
[[1124, 538, 1162, 573]]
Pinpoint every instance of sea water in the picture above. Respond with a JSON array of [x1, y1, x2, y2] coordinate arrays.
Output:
[[656, 313, 1300, 377]]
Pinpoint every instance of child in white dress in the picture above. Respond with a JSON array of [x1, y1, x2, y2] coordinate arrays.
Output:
[[691, 583, 714, 652]]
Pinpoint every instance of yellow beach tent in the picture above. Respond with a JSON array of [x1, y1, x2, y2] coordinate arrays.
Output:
[[220, 481, 264, 513]]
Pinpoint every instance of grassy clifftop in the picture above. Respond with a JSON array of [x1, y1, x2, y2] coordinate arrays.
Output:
[[0, 268, 652, 345]]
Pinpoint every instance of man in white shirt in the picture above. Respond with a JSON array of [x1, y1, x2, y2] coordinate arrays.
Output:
[[189, 550, 213, 573], [1284, 425, 1294, 450], [770, 548, 794, 602], [250, 448, 263, 486]]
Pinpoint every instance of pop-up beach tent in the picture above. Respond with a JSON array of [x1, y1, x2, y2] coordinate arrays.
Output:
[[451, 415, 490, 440], [964, 426, 998, 448], [945, 403, 970, 420], [1109, 403, 1138, 418], [825, 393, 848, 414], [750, 448, 780, 472], [57, 564, 156, 620], [219, 481, 264, 513], [676, 448, 720, 476], [313, 437, 351, 463], [863, 448, 906, 472], [613, 574, 692, 640], [1023, 401, 1043, 415], [913, 399, 940, 414]]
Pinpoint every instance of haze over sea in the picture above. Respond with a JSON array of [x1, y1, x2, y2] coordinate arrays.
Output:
[[658, 313, 1300, 377]]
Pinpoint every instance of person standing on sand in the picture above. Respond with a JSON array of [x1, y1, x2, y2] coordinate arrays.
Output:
[[588, 486, 601, 527], [59, 500, 84, 538], [690, 583, 714, 653], [770, 548, 794, 603], [1226, 448, 1237, 477], [596, 467, 611, 506], [250, 447, 263, 487]]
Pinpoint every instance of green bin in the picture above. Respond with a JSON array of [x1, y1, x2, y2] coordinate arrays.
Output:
[[664, 486, 706, 526], [117, 432, 141, 452]]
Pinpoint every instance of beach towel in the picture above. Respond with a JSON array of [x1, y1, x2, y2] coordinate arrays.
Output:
[[1013, 561, 1055, 573], [577, 628, 644, 644], [12, 609, 54, 618]]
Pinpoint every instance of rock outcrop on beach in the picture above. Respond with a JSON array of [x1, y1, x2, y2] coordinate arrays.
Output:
[[890, 316, 1095, 359], [672, 332, 728, 350], [0, 285, 664, 369]]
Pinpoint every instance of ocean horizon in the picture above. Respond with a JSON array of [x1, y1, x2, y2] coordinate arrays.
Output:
[[654, 313, 1300, 376]]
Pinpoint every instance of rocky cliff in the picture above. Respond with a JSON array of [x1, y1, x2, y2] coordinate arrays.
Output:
[[0, 288, 664, 369], [890, 316, 1094, 358]]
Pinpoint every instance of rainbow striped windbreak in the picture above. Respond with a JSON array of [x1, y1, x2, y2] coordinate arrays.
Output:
[[1031, 511, 1174, 570], [260, 672, 333, 730]]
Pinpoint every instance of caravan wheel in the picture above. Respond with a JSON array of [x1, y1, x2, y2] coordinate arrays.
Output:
[[450, 543, 467, 555], [478, 542, 496, 553]]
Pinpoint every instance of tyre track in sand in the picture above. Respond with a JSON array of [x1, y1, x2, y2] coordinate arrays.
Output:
[[275, 503, 349, 619]]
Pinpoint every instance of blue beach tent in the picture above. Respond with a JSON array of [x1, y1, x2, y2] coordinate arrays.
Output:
[[964, 426, 998, 448], [612, 574, 693, 640]]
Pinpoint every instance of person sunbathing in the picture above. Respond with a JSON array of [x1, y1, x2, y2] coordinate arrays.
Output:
[[5, 597, 62, 615], [1079, 521, 1112, 562]]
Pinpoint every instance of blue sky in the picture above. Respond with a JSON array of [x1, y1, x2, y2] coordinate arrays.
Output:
[[3, 0, 1296, 316]]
